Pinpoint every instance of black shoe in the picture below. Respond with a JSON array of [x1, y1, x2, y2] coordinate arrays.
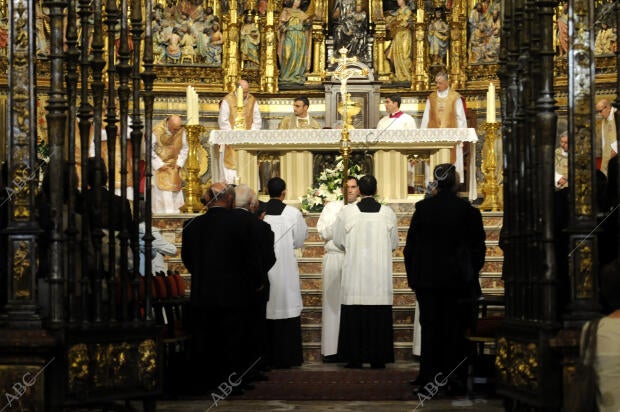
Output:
[[344, 362, 363, 369], [370, 363, 385, 369], [322, 354, 341, 363]]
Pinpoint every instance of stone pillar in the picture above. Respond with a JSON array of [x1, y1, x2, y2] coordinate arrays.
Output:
[[431, 147, 452, 166], [237, 149, 259, 190], [280, 151, 313, 202], [373, 150, 407, 200]]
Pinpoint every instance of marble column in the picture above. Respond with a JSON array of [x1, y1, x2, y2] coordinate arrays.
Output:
[[280, 151, 313, 202], [373, 150, 408, 200]]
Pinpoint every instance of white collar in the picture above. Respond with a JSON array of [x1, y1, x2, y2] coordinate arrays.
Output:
[[437, 88, 450, 98]]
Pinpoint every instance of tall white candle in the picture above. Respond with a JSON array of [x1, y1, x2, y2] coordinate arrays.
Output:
[[194, 92, 199, 123], [236, 85, 244, 108], [186, 85, 199, 125], [486, 82, 496, 123]]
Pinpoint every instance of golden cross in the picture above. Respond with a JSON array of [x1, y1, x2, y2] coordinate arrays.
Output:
[[327, 48, 369, 129], [326, 47, 370, 205]]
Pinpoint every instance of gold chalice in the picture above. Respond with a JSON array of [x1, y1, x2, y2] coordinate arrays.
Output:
[[338, 100, 361, 129]]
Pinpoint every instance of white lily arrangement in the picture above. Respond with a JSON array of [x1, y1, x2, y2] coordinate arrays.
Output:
[[300, 156, 363, 213]]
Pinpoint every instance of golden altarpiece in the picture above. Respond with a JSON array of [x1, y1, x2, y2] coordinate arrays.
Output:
[[0, 0, 618, 409], [0, 0, 616, 200]]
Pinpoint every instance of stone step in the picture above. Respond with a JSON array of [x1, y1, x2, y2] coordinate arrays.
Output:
[[301, 306, 415, 326], [300, 274, 413, 291], [294, 257, 504, 276], [302, 342, 416, 362], [298, 240, 503, 259], [301, 323, 414, 344], [159, 219, 504, 251], [302, 289, 416, 307], [176, 270, 503, 297], [153, 210, 503, 227], [164, 238, 504, 263]]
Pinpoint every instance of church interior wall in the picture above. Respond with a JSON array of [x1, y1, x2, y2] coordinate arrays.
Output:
[[0, 0, 617, 177]]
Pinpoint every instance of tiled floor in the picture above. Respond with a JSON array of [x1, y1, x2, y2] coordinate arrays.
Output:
[[150, 361, 505, 411], [155, 399, 505, 411]]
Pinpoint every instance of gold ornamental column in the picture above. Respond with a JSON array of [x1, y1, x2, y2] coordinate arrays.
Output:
[[412, 9, 427, 91], [448, 2, 466, 89], [479, 122, 501, 211], [306, 21, 326, 84], [260, 6, 278, 92], [181, 125, 207, 213], [373, 23, 391, 82], [223, 8, 240, 92]]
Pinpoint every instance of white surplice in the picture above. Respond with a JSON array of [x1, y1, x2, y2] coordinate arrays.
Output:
[[333, 203, 399, 305], [316, 200, 345, 356], [264, 205, 308, 319]]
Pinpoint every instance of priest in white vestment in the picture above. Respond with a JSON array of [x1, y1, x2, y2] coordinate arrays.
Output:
[[151, 115, 189, 213], [333, 175, 399, 368], [263, 177, 309, 368], [316, 176, 360, 359], [376, 93, 417, 130]]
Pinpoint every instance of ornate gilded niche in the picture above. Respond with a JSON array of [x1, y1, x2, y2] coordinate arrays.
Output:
[[554, 0, 617, 77], [0, 0, 517, 91], [464, 0, 501, 82]]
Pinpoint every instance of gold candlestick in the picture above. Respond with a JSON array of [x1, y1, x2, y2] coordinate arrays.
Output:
[[234, 105, 246, 130], [181, 124, 207, 213], [479, 122, 502, 211]]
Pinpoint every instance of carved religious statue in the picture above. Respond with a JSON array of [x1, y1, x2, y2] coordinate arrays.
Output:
[[385, 0, 414, 82], [333, 0, 369, 62]]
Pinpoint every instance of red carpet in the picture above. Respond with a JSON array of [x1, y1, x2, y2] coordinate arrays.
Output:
[[236, 368, 417, 401]]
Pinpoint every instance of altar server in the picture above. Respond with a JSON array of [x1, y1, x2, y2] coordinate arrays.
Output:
[[333, 175, 399, 368], [316, 176, 360, 360], [376, 93, 417, 130], [263, 177, 308, 368]]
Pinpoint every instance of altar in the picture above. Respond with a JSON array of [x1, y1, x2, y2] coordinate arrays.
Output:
[[208, 128, 479, 201]]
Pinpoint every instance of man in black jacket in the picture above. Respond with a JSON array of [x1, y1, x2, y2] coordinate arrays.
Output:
[[233, 185, 276, 378], [83, 157, 135, 278], [181, 182, 262, 393], [403, 163, 486, 394]]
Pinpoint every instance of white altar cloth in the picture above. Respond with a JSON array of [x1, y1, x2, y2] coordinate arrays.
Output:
[[209, 128, 478, 145], [209, 128, 479, 200]]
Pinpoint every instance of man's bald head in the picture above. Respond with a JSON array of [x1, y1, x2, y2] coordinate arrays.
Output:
[[596, 99, 612, 119], [166, 115, 184, 134], [203, 182, 234, 208], [234, 184, 257, 210]]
